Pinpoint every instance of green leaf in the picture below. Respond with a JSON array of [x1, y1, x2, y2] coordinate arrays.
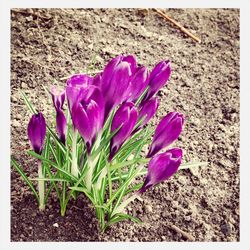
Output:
[[69, 186, 95, 204], [28, 150, 77, 182], [135, 85, 150, 106], [11, 158, 39, 203], [43, 134, 63, 204], [115, 127, 153, 162], [111, 168, 147, 182], [179, 161, 208, 170], [110, 158, 149, 171], [116, 213, 142, 224], [92, 125, 122, 158], [105, 213, 142, 229], [125, 183, 143, 195], [31, 178, 70, 182], [106, 166, 143, 207], [21, 91, 37, 114]]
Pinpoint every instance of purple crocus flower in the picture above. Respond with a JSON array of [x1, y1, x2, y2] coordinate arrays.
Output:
[[143, 60, 171, 102], [99, 55, 137, 119], [71, 85, 104, 153], [66, 74, 93, 113], [128, 66, 149, 103], [50, 87, 67, 144], [137, 97, 160, 128], [109, 102, 138, 161], [27, 112, 46, 154], [147, 112, 184, 158], [139, 148, 183, 193]]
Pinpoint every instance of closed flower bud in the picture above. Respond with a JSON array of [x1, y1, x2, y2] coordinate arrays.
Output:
[[147, 112, 184, 158], [50, 87, 67, 144], [56, 109, 67, 145], [50, 87, 65, 111], [143, 60, 171, 102], [128, 66, 149, 103], [27, 112, 46, 154], [137, 97, 160, 128], [139, 148, 183, 193], [109, 102, 138, 161]]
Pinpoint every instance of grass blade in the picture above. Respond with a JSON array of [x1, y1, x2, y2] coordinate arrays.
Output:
[[11, 158, 39, 203], [179, 162, 208, 169]]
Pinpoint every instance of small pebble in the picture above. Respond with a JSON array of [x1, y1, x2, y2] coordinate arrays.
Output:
[[12, 120, 20, 128], [161, 235, 166, 241], [220, 222, 231, 236], [11, 96, 18, 103], [172, 201, 178, 208], [25, 15, 33, 22], [21, 82, 27, 89], [190, 167, 200, 177], [144, 205, 153, 213], [53, 223, 59, 228], [16, 114, 22, 120]]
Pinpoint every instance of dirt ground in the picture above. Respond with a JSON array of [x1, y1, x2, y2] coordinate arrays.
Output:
[[10, 8, 240, 241]]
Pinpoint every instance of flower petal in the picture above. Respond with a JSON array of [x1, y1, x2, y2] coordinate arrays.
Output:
[[56, 109, 67, 145], [128, 66, 149, 102], [66, 74, 93, 87], [138, 97, 160, 128], [50, 86, 66, 111]]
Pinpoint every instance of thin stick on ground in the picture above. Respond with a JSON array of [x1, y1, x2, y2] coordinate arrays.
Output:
[[152, 8, 201, 43], [169, 224, 195, 241]]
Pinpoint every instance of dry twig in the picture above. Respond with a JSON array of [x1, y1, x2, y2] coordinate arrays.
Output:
[[169, 224, 195, 241], [152, 8, 201, 43]]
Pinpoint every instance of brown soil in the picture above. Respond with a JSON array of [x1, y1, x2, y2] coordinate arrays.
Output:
[[10, 8, 240, 241]]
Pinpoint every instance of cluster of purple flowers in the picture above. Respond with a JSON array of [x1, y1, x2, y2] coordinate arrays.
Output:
[[27, 55, 184, 193]]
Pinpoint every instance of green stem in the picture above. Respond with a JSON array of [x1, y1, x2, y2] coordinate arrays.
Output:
[[61, 204, 66, 216], [107, 162, 113, 211], [71, 129, 79, 177], [38, 160, 45, 210], [85, 155, 98, 191]]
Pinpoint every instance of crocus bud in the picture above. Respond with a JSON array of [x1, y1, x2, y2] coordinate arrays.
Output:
[[99, 55, 137, 119], [143, 60, 171, 102], [147, 112, 184, 158], [109, 102, 138, 161], [137, 97, 160, 128], [27, 112, 46, 154], [139, 148, 183, 193], [72, 86, 104, 153], [56, 109, 67, 145], [50, 87, 67, 144], [128, 66, 149, 103], [50, 87, 65, 111], [66, 74, 93, 113]]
